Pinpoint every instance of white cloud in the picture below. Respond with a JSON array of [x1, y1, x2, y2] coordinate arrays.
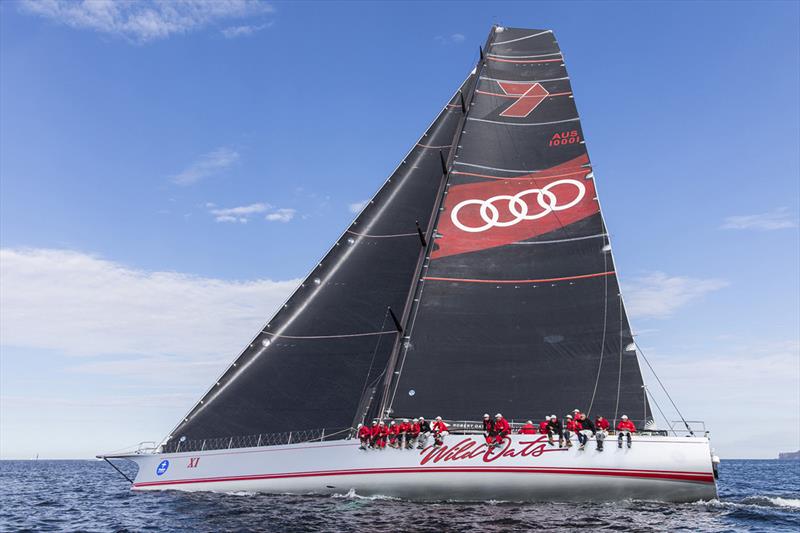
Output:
[[721, 207, 798, 231], [435, 33, 466, 45], [623, 272, 728, 319], [20, 0, 274, 43], [640, 340, 799, 459], [221, 21, 271, 38], [265, 208, 295, 223], [210, 202, 269, 223], [172, 146, 239, 185], [348, 200, 368, 214], [0, 248, 299, 360]]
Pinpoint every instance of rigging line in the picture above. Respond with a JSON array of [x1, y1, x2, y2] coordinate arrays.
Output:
[[633, 339, 695, 436], [422, 271, 616, 284], [467, 116, 580, 127], [345, 230, 418, 238], [614, 295, 624, 425], [587, 248, 610, 417], [645, 386, 678, 437], [261, 330, 397, 340], [512, 233, 608, 245], [491, 29, 552, 46], [356, 309, 390, 418], [480, 75, 569, 84]]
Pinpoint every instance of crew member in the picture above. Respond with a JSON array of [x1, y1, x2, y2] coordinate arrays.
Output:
[[547, 414, 565, 448], [539, 415, 551, 434], [375, 421, 389, 449], [518, 420, 537, 434], [369, 419, 380, 448], [617, 415, 636, 449], [398, 418, 410, 448], [595, 416, 609, 452], [482, 413, 496, 445], [493, 413, 510, 447], [357, 423, 371, 450], [564, 414, 576, 448], [408, 418, 421, 449], [576, 413, 596, 451], [388, 420, 400, 448], [417, 417, 431, 449], [432, 416, 449, 448]]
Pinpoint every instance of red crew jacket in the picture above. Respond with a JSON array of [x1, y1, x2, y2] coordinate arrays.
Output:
[[538, 421, 549, 434], [596, 418, 610, 431], [495, 418, 511, 435], [518, 423, 537, 434], [432, 420, 449, 433], [399, 422, 411, 434], [409, 422, 420, 437], [358, 426, 371, 439], [565, 419, 578, 432], [617, 420, 637, 432]]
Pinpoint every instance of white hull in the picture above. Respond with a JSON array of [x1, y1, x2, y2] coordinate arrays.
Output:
[[111, 434, 717, 502]]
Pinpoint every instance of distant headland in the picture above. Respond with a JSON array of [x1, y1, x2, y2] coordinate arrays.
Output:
[[778, 450, 799, 460]]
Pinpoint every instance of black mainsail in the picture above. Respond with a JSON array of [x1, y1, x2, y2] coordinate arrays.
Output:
[[387, 27, 650, 425], [166, 26, 650, 450]]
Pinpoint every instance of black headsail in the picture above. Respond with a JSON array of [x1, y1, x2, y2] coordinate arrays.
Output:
[[163, 75, 479, 449], [387, 26, 651, 425]]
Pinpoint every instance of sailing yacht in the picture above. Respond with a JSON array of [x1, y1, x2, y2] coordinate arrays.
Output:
[[100, 26, 718, 502]]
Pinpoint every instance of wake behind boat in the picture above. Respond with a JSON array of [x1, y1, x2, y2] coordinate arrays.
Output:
[[100, 25, 718, 502]]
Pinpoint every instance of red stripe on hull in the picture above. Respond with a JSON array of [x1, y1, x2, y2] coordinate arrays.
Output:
[[134, 466, 715, 489]]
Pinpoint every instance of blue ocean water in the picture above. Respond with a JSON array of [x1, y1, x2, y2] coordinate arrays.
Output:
[[0, 459, 797, 532]]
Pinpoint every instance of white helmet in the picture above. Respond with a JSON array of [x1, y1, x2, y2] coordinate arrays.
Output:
[[436, 416, 442, 421], [527, 420, 533, 424], [419, 417, 425, 421], [566, 415, 573, 419], [495, 413, 503, 418], [622, 415, 629, 420], [545, 415, 551, 420], [550, 414, 557, 419], [483, 413, 490, 419], [573, 409, 580, 413]]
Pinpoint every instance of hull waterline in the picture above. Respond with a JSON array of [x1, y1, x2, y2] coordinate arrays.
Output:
[[111, 434, 717, 503]]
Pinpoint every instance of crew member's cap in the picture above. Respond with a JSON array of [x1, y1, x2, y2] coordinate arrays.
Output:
[[403, 419, 409, 423], [621, 415, 629, 420], [436, 416, 442, 420], [566, 415, 573, 419], [545, 415, 551, 420], [573, 409, 580, 413], [527, 420, 533, 424], [483, 413, 490, 419], [495, 413, 503, 418], [550, 414, 557, 419]]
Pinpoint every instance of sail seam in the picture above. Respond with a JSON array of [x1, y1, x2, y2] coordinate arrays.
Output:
[[491, 29, 552, 46], [481, 75, 569, 84], [453, 161, 591, 174], [487, 52, 562, 59], [512, 233, 608, 245], [476, 89, 572, 99], [467, 116, 580, 127], [262, 330, 397, 340], [422, 271, 615, 284], [451, 168, 588, 180], [346, 230, 418, 238]]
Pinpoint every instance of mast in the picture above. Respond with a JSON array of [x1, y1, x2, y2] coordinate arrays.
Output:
[[374, 28, 498, 421]]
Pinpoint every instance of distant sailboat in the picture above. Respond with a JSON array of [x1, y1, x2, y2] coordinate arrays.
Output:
[[100, 26, 718, 502]]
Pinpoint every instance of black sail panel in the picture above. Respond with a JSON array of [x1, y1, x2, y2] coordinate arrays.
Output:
[[165, 77, 476, 447], [388, 27, 651, 425]]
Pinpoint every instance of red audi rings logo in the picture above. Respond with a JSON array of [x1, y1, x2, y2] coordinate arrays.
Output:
[[450, 179, 586, 233]]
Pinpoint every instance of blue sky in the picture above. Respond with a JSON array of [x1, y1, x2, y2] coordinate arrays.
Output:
[[1, 1, 798, 459]]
